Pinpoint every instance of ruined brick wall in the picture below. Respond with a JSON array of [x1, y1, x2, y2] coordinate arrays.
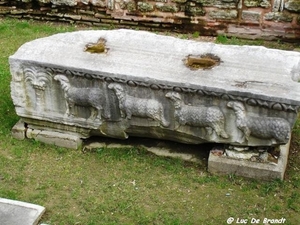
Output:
[[0, 0, 299, 41]]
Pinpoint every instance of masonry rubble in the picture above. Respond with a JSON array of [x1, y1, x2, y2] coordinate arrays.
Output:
[[0, 0, 300, 41]]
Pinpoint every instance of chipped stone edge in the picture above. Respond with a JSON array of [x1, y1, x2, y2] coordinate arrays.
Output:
[[0, 198, 45, 225], [207, 138, 290, 180]]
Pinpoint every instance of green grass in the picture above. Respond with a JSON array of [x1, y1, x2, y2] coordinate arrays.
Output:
[[215, 34, 299, 50], [0, 18, 300, 224]]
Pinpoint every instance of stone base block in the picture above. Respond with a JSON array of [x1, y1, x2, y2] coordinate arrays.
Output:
[[208, 139, 290, 180], [27, 129, 82, 149], [11, 119, 26, 140], [12, 120, 83, 150]]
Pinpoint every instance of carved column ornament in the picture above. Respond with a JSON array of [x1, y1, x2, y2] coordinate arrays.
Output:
[[24, 67, 52, 112]]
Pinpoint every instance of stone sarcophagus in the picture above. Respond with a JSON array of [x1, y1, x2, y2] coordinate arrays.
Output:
[[10, 29, 300, 179]]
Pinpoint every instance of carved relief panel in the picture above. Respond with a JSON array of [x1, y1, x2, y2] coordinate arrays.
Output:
[[23, 66, 52, 113], [165, 91, 229, 139], [227, 101, 291, 144], [108, 83, 170, 127], [54, 74, 107, 122], [11, 65, 298, 146]]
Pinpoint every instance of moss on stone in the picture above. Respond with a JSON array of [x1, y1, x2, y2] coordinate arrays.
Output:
[[172, 0, 187, 3], [137, 2, 155, 12], [126, 1, 137, 12], [156, 3, 180, 13], [264, 12, 293, 22], [185, 4, 205, 16], [209, 10, 237, 19], [244, 0, 270, 8], [285, 0, 300, 12]]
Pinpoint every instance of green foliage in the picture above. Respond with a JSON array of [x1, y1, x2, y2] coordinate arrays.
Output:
[[179, 34, 189, 39], [216, 34, 228, 44], [287, 192, 300, 212], [259, 179, 285, 196], [215, 34, 297, 50], [192, 31, 200, 38], [292, 118, 300, 138], [0, 18, 77, 135]]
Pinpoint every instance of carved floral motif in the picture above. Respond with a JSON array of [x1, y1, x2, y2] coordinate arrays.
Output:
[[24, 66, 52, 112], [24, 67, 52, 90]]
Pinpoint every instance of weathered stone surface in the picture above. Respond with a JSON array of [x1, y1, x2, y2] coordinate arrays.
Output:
[[156, 3, 179, 13], [185, 3, 205, 16], [95, 12, 110, 18], [11, 119, 26, 140], [172, 0, 187, 3], [11, 9, 31, 15], [26, 128, 83, 149], [195, 0, 237, 8], [137, 2, 154, 12], [81, 15, 100, 22], [0, 198, 45, 225], [64, 13, 82, 20], [226, 25, 288, 40], [244, 0, 270, 8], [108, 0, 127, 10], [225, 149, 259, 160], [39, 0, 51, 3], [91, 0, 106, 7], [242, 10, 261, 21], [2, 0, 300, 42], [79, 9, 96, 15], [272, 0, 285, 11], [51, 0, 78, 6], [46, 12, 64, 17], [126, 1, 137, 12], [209, 9, 237, 19], [285, 0, 300, 12], [9, 30, 300, 147], [208, 138, 290, 180], [245, 0, 260, 7], [101, 18, 120, 23], [264, 12, 293, 22]]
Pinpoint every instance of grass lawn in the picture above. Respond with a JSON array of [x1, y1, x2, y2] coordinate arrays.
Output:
[[0, 18, 300, 224]]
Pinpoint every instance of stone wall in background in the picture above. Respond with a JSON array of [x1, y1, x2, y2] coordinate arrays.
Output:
[[0, 0, 299, 40]]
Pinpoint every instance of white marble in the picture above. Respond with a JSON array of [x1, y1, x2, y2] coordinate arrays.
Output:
[[10, 29, 300, 146]]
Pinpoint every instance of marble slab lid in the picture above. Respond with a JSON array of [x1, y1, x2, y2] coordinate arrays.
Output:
[[9, 29, 300, 106]]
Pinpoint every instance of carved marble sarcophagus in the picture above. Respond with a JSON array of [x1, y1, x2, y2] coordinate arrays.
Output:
[[10, 30, 300, 150]]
